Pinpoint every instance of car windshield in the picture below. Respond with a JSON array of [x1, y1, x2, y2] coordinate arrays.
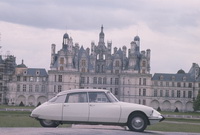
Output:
[[107, 91, 119, 102]]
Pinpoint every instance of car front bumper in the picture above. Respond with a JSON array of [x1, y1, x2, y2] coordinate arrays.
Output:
[[149, 115, 165, 125]]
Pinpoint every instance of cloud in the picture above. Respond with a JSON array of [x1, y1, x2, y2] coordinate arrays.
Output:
[[0, 0, 200, 74]]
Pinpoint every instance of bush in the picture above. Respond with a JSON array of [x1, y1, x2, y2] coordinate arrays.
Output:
[[37, 102, 41, 106], [157, 107, 161, 111], [19, 101, 24, 106], [174, 107, 179, 112]]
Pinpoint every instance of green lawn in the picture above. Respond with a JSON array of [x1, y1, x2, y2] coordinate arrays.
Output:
[[0, 111, 40, 127], [0, 107, 200, 133], [147, 121, 200, 133]]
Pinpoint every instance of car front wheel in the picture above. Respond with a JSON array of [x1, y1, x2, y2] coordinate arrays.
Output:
[[127, 113, 147, 132], [39, 119, 59, 127]]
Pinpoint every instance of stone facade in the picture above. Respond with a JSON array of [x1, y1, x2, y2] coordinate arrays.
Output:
[[48, 26, 152, 104], [151, 63, 200, 112], [7, 61, 48, 106], [2, 26, 200, 112]]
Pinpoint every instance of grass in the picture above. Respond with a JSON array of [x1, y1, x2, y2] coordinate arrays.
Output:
[[160, 111, 200, 116], [0, 106, 200, 133], [0, 105, 35, 109], [147, 121, 200, 133], [0, 111, 40, 127]]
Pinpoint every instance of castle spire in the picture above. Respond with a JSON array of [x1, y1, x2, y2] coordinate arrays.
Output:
[[99, 25, 105, 44]]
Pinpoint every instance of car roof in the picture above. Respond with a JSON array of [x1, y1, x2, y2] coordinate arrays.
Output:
[[57, 89, 110, 96]]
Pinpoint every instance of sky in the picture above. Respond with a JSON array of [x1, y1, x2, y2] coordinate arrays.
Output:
[[0, 0, 200, 74]]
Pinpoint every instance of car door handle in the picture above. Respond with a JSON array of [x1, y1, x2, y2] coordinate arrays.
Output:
[[63, 104, 69, 107], [89, 104, 95, 107]]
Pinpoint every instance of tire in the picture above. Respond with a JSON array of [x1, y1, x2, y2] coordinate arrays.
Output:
[[127, 113, 147, 132], [39, 119, 59, 127]]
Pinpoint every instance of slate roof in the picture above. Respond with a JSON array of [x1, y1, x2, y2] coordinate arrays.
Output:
[[152, 73, 195, 82], [25, 68, 48, 77]]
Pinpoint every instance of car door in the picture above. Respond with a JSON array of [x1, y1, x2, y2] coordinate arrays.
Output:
[[88, 92, 121, 123], [62, 92, 89, 122]]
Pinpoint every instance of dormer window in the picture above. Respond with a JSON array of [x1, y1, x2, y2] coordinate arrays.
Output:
[[36, 71, 40, 76], [23, 71, 27, 75], [183, 76, 186, 81], [159, 75, 164, 80], [171, 76, 175, 81]]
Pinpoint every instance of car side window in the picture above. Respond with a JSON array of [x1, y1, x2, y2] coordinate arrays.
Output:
[[89, 92, 110, 103], [50, 95, 66, 103], [66, 92, 88, 103]]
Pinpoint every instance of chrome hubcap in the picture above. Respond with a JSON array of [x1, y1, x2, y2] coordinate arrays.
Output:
[[131, 117, 144, 129]]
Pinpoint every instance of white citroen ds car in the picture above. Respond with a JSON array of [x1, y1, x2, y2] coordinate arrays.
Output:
[[30, 89, 164, 132]]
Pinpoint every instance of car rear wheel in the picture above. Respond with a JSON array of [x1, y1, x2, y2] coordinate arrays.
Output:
[[127, 113, 147, 132], [39, 119, 59, 127]]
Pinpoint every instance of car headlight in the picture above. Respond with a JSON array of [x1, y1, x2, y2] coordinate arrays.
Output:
[[150, 109, 161, 117]]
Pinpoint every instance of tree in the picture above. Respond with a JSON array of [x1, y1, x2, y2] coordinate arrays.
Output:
[[193, 92, 200, 111]]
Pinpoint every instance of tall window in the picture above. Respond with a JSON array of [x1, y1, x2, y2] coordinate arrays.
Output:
[[139, 78, 141, 85], [81, 77, 85, 84], [177, 90, 181, 98], [17, 84, 20, 92], [81, 68, 86, 73], [103, 77, 107, 84], [58, 75, 62, 82], [115, 78, 119, 85], [154, 89, 157, 97], [115, 60, 120, 67], [29, 85, 33, 92], [142, 61, 146, 67], [81, 60, 86, 66], [54, 75, 57, 82], [110, 78, 112, 84], [188, 91, 192, 98], [160, 90, 163, 97], [177, 82, 181, 87], [143, 89, 146, 96], [183, 91, 186, 98], [23, 77, 27, 81], [171, 90, 174, 97], [60, 57, 64, 64], [165, 90, 169, 97], [139, 89, 141, 96], [98, 77, 102, 84], [87, 77, 89, 84], [188, 83, 192, 88], [60, 66, 64, 71], [143, 78, 146, 85], [23, 85, 26, 92], [42, 85, 45, 92], [35, 85, 39, 92], [142, 100, 146, 105], [58, 85, 62, 92], [93, 77, 97, 84], [115, 88, 118, 95], [17, 76, 20, 81]]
